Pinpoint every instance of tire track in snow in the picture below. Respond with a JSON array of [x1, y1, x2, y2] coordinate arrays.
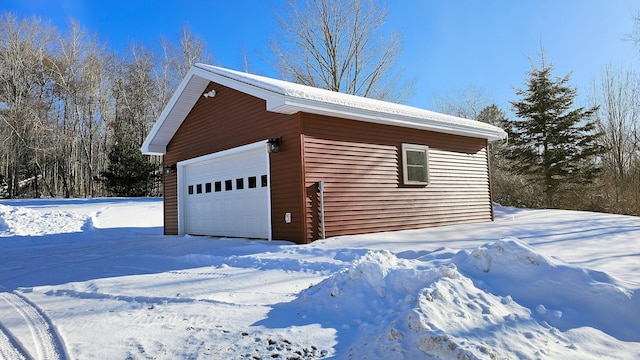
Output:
[[0, 292, 66, 360], [0, 322, 27, 360]]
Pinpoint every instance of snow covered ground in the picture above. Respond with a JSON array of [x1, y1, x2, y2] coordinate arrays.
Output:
[[0, 198, 638, 359]]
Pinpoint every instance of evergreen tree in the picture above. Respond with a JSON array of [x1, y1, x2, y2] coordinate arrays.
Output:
[[99, 138, 159, 197], [507, 55, 604, 208], [97, 50, 162, 197], [477, 104, 509, 170]]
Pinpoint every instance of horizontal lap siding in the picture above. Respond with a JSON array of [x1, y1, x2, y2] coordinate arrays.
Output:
[[269, 126, 306, 243], [163, 84, 305, 243], [163, 173, 178, 234], [302, 114, 491, 241]]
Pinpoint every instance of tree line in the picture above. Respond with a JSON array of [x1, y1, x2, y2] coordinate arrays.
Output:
[[0, 0, 409, 199], [2, 0, 640, 218], [0, 13, 211, 198]]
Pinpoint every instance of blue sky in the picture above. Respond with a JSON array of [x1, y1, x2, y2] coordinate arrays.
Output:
[[3, 0, 639, 113]]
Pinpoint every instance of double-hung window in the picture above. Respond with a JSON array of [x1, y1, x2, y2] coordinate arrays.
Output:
[[401, 144, 429, 185]]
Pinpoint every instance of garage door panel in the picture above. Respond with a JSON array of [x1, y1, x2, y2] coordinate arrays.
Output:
[[181, 145, 270, 239]]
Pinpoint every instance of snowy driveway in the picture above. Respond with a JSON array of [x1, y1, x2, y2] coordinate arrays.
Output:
[[0, 198, 639, 359]]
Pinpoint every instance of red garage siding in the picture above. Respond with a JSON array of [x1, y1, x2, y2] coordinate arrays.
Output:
[[301, 113, 491, 241], [162, 83, 307, 243], [163, 173, 178, 234]]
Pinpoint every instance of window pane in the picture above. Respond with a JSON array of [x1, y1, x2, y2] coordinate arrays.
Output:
[[407, 150, 425, 166], [214, 181, 221, 192], [225, 180, 232, 191], [188, 185, 194, 195], [261, 175, 268, 187], [236, 178, 244, 190], [248, 176, 257, 188], [205, 183, 212, 193], [407, 166, 426, 182], [196, 184, 202, 194]]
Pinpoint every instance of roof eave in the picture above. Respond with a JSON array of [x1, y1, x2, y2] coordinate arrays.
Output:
[[141, 144, 167, 156], [268, 95, 507, 142], [142, 64, 507, 156]]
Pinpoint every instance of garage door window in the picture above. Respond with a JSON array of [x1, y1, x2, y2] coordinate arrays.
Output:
[[189, 176, 266, 194], [248, 176, 257, 188]]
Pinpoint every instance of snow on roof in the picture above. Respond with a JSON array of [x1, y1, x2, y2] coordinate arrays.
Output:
[[141, 64, 507, 155]]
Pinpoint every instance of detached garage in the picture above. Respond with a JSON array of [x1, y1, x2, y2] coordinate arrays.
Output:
[[142, 64, 506, 244]]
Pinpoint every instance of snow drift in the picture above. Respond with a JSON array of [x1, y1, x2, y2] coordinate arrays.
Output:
[[264, 242, 639, 359], [454, 239, 639, 342]]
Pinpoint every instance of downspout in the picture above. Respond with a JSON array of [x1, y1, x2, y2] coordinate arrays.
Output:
[[318, 180, 325, 240], [486, 140, 495, 222]]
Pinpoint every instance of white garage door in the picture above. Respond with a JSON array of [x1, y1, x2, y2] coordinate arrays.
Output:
[[179, 142, 271, 239]]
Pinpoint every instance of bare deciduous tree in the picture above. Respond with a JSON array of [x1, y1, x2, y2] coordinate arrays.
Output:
[[0, 14, 215, 198], [271, 0, 413, 102], [591, 65, 640, 213], [99, 25, 214, 197], [626, 10, 640, 50], [49, 19, 112, 197], [156, 25, 214, 113], [0, 13, 56, 197], [430, 85, 490, 120], [160, 25, 214, 82]]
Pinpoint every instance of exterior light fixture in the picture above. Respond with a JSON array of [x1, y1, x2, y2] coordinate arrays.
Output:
[[267, 137, 282, 153], [163, 164, 177, 175], [203, 90, 216, 98]]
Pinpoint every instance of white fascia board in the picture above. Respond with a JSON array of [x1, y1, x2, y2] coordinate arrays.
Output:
[[143, 144, 167, 156], [268, 96, 507, 142]]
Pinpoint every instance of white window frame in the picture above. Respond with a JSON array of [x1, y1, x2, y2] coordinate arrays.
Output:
[[401, 143, 429, 185]]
